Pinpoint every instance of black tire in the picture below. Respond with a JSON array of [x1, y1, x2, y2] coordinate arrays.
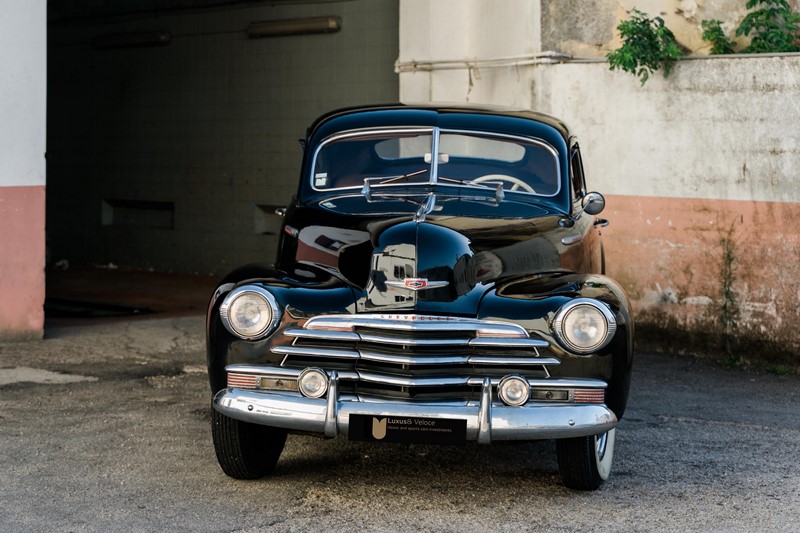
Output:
[[556, 428, 615, 491], [211, 408, 287, 479]]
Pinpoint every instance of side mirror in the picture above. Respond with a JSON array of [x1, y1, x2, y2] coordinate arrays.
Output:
[[581, 191, 605, 216]]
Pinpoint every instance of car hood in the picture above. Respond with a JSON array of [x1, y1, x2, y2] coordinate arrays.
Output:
[[282, 197, 592, 316]]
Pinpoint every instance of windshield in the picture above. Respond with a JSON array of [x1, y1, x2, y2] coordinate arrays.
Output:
[[311, 128, 560, 197]]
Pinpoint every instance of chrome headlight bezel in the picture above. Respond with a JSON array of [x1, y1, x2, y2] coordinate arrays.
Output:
[[219, 285, 281, 341], [552, 298, 617, 354]]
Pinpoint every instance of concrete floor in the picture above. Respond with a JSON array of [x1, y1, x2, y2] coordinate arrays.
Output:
[[45, 267, 218, 328]]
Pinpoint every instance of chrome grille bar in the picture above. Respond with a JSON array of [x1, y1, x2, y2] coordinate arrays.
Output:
[[357, 333, 471, 346], [302, 314, 530, 337], [468, 338, 548, 348], [274, 314, 557, 392], [283, 327, 549, 349], [283, 329, 360, 342], [271, 345, 360, 360]]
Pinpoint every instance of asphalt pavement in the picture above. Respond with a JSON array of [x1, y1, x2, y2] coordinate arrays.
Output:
[[1, 315, 799, 532]]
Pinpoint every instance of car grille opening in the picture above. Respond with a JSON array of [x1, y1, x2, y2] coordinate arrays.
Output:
[[271, 313, 559, 400]]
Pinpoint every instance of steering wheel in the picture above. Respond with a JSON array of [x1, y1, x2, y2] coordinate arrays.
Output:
[[470, 174, 536, 193]]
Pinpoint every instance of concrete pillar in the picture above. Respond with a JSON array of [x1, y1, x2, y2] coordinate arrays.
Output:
[[398, 0, 541, 106], [0, 0, 47, 340]]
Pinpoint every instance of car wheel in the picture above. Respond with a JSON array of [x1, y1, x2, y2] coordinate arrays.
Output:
[[211, 408, 287, 479], [556, 428, 616, 491]]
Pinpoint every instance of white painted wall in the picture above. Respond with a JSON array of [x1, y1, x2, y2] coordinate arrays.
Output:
[[402, 49, 800, 205], [537, 56, 800, 203], [0, 0, 47, 187], [398, 0, 540, 104], [397, 2, 800, 356]]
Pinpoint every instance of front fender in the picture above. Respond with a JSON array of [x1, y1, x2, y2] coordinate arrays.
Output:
[[479, 271, 634, 419], [206, 263, 357, 393]]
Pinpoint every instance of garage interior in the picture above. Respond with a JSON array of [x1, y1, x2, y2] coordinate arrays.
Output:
[[45, 0, 399, 324]]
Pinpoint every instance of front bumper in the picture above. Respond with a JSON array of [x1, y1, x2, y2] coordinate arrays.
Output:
[[213, 374, 617, 443]]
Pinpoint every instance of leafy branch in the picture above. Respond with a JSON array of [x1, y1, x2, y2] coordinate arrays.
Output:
[[703, 0, 800, 54], [606, 9, 684, 85]]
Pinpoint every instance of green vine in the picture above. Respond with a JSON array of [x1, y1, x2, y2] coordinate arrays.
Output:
[[702, 0, 800, 53], [719, 221, 740, 361], [737, 0, 800, 52], [607, 9, 683, 85], [701, 19, 736, 54]]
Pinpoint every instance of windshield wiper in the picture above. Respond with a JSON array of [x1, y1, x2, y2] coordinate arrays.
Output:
[[361, 169, 429, 200]]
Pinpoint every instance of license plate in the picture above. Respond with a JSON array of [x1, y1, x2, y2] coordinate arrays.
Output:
[[348, 414, 466, 444]]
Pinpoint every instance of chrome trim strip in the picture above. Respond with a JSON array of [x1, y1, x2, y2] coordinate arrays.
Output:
[[466, 356, 560, 366], [225, 365, 603, 390], [273, 346, 556, 365], [357, 333, 471, 347], [283, 329, 361, 342], [225, 365, 360, 382], [355, 351, 559, 366], [270, 345, 360, 360], [561, 234, 584, 246], [525, 378, 607, 389], [356, 371, 470, 387], [430, 126, 441, 185], [358, 351, 470, 365], [213, 388, 618, 440], [304, 314, 529, 337], [468, 337, 548, 348], [226, 365, 307, 377]]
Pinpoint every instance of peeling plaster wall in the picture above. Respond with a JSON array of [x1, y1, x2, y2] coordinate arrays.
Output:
[[399, 0, 800, 358], [542, 0, 800, 55], [537, 56, 800, 359]]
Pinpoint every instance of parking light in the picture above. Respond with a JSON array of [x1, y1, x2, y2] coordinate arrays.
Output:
[[298, 368, 329, 398], [498, 375, 530, 406]]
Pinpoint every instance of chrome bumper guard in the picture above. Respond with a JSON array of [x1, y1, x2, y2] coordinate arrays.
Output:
[[213, 372, 617, 443]]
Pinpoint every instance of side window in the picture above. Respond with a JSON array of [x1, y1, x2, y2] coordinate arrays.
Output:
[[570, 144, 587, 199]]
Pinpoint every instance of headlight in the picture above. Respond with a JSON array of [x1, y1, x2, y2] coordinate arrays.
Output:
[[552, 298, 617, 354], [219, 285, 280, 340]]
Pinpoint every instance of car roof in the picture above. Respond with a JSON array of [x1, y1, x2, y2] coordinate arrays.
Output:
[[306, 102, 573, 143]]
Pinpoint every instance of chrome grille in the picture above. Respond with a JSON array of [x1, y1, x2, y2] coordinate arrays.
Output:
[[271, 314, 558, 398]]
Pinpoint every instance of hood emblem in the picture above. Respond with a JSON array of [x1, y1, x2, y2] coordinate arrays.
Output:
[[386, 278, 449, 291]]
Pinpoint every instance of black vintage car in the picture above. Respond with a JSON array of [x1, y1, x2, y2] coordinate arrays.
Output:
[[207, 103, 634, 490]]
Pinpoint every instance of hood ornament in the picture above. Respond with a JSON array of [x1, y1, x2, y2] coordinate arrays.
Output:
[[386, 278, 449, 291]]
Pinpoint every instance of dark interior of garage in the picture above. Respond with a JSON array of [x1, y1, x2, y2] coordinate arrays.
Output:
[[45, 0, 399, 325]]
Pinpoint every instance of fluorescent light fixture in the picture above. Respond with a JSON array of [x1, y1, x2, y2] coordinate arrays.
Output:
[[246, 16, 341, 38], [93, 31, 171, 49]]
